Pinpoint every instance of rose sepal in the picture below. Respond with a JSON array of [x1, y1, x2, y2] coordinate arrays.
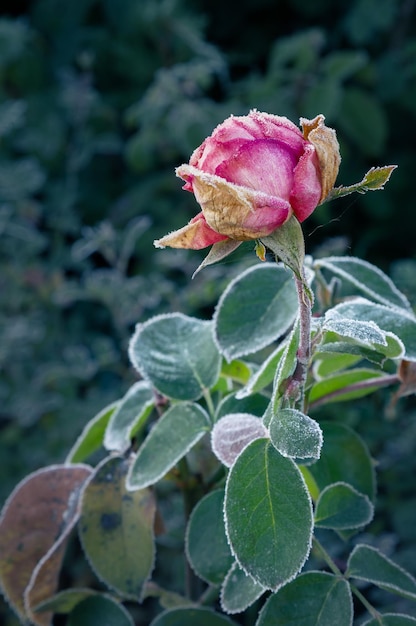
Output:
[[260, 216, 304, 280], [261, 216, 313, 303], [192, 239, 243, 278]]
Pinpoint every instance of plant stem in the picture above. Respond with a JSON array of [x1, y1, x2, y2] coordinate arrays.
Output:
[[309, 373, 400, 410], [284, 272, 313, 409], [177, 457, 203, 600], [312, 537, 342, 576], [312, 537, 382, 623], [349, 583, 383, 623], [203, 387, 216, 420]]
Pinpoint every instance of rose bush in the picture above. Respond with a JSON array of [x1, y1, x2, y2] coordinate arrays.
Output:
[[154, 110, 340, 250]]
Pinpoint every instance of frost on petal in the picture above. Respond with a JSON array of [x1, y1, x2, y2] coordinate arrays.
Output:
[[179, 165, 291, 240], [154, 212, 228, 250], [290, 143, 322, 222], [211, 413, 267, 467], [214, 139, 296, 199], [300, 114, 341, 202]]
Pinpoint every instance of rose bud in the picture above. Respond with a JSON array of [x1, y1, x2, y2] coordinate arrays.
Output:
[[154, 110, 340, 250]]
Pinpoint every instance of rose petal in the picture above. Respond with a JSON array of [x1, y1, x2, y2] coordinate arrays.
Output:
[[215, 139, 296, 199], [178, 165, 292, 240], [290, 143, 322, 222], [193, 111, 306, 175], [154, 212, 228, 250], [300, 114, 341, 202]]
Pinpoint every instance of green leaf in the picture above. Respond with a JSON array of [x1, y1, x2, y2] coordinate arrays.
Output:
[[141, 582, 192, 610], [346, 544, 416, 601], [151, 606, 238, 626], [313, 352, 362, 378], [78, 456, 156, 599], [33, 589, 97, 614], [214, 264, 298, 361], [129, 313, 221, 400], [224, 439, 313, 590], [314, 482, 374, 530], [67, 595, 134, 626], [260, 215, 306, 281], [270, 320, 300, 416], [126, 403, 210, 490], [299, 466, 320, 502], [104, 381, 154, 453], [308, 422, 376, 501], [256, 571, 353, 626], [220, 360, 252, 385], [330, 298, 416, 360], [269, 408, 323, 462], [66, 402, 118, 463], [323, 312, 394, 348], [236, 342, 286, 398], [330, 165, 397, 200], [363, 614, 416, 626], [186, 490, 233, 585], [221, 561, 265, 614], [216, 392, 270, 422], [315, 256, 411, 311], [314, 333, 404, 372], [309, 368, 386, 407]]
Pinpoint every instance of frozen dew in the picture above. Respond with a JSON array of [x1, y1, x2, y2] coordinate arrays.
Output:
[[211, 413, 267, 467]]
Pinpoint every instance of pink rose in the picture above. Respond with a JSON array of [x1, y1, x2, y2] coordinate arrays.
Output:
[[155, 111, 340, 250]]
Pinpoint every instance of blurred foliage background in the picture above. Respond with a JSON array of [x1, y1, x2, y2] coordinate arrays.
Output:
[[0, 0, 416, 623]]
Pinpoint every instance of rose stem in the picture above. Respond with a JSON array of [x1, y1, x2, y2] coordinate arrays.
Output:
[[285, 272, 312, 410]]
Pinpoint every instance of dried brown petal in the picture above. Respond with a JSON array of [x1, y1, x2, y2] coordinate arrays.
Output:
[[178, 165, 291, 241], [300, 114, 341, 203]]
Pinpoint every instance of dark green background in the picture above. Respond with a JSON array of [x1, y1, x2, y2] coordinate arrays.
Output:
[[1, 0, 415, 624]]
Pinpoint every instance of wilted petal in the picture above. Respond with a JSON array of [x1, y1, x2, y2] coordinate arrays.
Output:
[[155, 111, 340, 257], [154, 212, 228, 250], [178, 165, 292, 240], [301, 114, 341, 202]]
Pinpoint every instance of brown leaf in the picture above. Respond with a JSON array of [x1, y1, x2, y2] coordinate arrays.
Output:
[[0, 464, 92, 625]]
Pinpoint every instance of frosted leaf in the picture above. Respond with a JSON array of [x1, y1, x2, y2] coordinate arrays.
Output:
[[213, 263, 298, 361], [316, 255, 411, 311], [211, 413, 267, 467], [324, 310, 387, 346], [220, 562, 265, 614], [269, 408, 323, 461], [329, 297, 416, 361], [128, 313, 221, 400]]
